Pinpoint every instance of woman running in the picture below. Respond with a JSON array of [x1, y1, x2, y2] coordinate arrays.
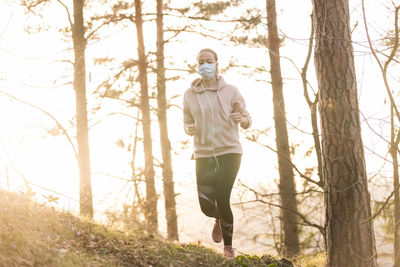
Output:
[[183, 48, 252, 258]]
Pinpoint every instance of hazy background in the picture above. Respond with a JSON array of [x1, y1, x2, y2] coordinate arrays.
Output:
[[0, 0, 397, 264]]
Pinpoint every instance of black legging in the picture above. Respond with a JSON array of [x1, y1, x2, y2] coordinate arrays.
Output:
[[196, 153, 241, 246]]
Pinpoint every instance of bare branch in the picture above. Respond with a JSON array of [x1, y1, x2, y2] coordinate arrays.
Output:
[[301, 13, 316, 106], [362, 0, 400, 123], [90, 112, 140, 128], [229, 63, 269, 73], [86, 14, 134, 41], [237, 180, 323, 197], [299, 14, 324, 187], [100, 95, 139, 107], [246, 134, 322, 188], [55, 0, 73, 30], [92, 172, 145, 182], [0, 90, 78, 161], [361, 181, 400, 224], [0, 11, 14, 39], [164, 25, 189, 44], [177, 29, 224, 40], [383, 4, 400, 71], [233, 184, 325, 235], [1, 154, 78, 202], [360, 111, 391, 147]]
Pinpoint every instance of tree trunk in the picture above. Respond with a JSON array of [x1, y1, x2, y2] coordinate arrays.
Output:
[[156, 0, 179, 241], [134, 0, 158, 232], [131, 109, 144, 215], [393, 153, 400, 267], [391, 106, 400, 267], [266, 0, 300, 257], [73, 0, 93, 219], [312, 0, 377, 266]]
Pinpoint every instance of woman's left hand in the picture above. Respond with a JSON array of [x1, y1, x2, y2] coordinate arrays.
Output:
[[230, 112, 242, 124]]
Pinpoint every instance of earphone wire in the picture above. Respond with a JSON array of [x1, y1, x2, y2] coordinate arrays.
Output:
[[201, 81, 220, 172]]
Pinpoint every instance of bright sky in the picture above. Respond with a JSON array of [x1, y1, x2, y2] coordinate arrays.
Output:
[[0, 0, 397, 261]]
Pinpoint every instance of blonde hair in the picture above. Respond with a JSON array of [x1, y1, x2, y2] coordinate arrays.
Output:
[[197, 48, 218, 62]]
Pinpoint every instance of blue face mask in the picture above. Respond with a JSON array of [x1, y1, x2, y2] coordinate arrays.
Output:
[[197, 63, 216, 80]]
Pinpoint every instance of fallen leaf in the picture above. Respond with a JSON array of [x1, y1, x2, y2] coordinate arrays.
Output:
[[20, 258, 35, 267], [59, 248, 68, 254], [88, 241, 97, 248]]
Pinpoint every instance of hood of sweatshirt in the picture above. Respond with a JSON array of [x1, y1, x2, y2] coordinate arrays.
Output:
[[190, 75, 227, 93]]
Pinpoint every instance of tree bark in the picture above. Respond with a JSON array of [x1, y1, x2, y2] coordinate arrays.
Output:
[[266, 0, 300, 257], [134, 0, 158, 233], [393, 154, 400, 267], [390, 106, 400, 267], [312, 0, 377, 266], [73, 0, 93, 219], [156, 0, 179, 241]]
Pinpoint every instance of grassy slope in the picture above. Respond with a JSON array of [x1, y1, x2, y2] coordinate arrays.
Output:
[[0, 190, 321, 267]]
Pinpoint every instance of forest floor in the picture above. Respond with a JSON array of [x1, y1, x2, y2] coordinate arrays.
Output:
[[0, 189, 324, 266]]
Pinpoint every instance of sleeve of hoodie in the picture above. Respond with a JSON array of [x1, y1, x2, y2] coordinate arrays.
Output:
[[183, 90, 195, 135], [233, 87, 252, 129]]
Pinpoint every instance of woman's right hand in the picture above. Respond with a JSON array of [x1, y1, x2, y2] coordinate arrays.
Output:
[[186, 124, 199, 136]]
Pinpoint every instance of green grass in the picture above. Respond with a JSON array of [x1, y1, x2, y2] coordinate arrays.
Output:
[[0, 189, 308, 266]]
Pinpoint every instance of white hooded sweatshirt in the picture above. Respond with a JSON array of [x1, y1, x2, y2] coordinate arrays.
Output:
[[183, 76, 252, 159]]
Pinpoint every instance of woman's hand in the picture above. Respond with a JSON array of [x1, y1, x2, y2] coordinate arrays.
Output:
[[185, 124, 199, 136], [231, 112, 249, 128], [230, 112, 243, 124]]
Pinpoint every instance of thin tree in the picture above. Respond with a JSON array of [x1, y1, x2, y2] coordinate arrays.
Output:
[[73, 0, 93, 218], [390, 104, 400, 266], [300, 14, 324, 188], [134, 0, 158, 232], [266, 0, 300, 257], [312, 0, 377, 265], [156, 0, 179, 241], [362, 2, 400, 265], [20, 0, 127, 219], [385, 8, 400, 267]]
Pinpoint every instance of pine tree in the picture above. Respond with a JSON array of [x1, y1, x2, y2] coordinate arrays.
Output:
[[312, 0, 377, 265], [266, 0, 300, 256], [156, 0, 179, 241], [134, 0, 158, 232]]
